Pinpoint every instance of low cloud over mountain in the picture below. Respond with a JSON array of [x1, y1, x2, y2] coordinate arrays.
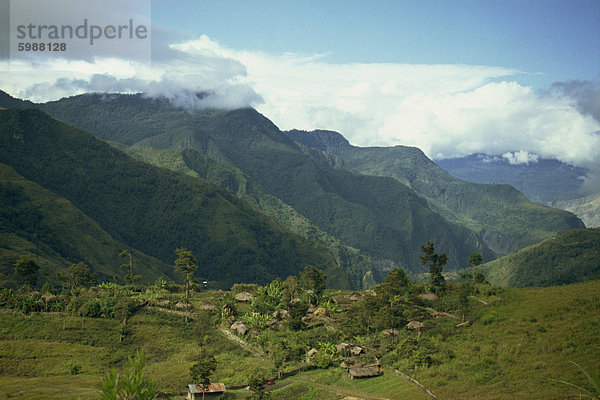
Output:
[[2, 34, 599, 188]]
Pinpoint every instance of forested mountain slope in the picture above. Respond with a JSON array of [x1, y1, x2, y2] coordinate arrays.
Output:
[[0, 163, 171, 285], [0, 108, 346, 288], [479, 228, 600, 287], [115, 144, 376, 287], [286, 129, 584, 257], [13, 92, 494, 275]]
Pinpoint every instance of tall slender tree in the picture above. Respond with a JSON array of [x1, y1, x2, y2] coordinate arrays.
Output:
[[119, 249, 140, 285], [420, 241, 448, 294], [174, 247, 198, 322], [468, 252, 484, 284]]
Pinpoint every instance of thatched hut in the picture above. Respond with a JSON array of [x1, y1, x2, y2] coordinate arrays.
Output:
[[418, 292, 439, 301], [235, 291, 253, 302], [199, 303, 217, 311], [230, 320, 247, 336], [406, 321, 425, 330], [347, 292, 362, 302]]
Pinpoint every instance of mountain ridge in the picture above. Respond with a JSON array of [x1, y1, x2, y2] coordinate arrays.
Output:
[[18, 93, 495, 275], [0, 108, 348, 288], [0, 90, 585, 284], [286, 129, 583, 257]]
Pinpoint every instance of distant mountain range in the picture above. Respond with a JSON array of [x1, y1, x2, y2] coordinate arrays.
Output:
[[0, 90, 586, 288], [436, 153, 590, 203]]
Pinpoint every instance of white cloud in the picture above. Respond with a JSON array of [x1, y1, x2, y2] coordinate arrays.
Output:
[[1, 34, 599, 179], [502, 150, 539, 165]]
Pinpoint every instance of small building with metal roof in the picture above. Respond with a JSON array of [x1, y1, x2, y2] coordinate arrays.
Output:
[[187, 383, 226, 399]]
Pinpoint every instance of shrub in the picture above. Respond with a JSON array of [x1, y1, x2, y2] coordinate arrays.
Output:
[[310, 351, 333, 369], [68, 361, 82, 375]]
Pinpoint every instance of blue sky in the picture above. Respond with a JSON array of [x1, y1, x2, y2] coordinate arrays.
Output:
[[151, 0, 599, 87], [1, 0, 599, 186]]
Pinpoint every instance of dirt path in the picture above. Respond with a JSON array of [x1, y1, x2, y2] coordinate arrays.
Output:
[[217, 326, 265, 359]]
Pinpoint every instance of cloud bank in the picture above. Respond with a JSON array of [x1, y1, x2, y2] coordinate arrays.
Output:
[[1, 34, 599, 188]]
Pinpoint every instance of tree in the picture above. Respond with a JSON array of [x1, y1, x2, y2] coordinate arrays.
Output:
[[60, 262, 97, 294], [282, 275, 300, 303], [119, 250, 141, 285], [190, 347, 217, 398], [14, 255, 40, 289], [59, 262, 97, 329], [468, 252, 483, 284], [420, 241, 448, 294], [174, 247, 198, 322], [100, 350, 158, 400], [299, 265, 326, 303], [287, 299, 307, 331], [459, 282, 472, 322], [380, 267, 410, 298], [249, 371, 269, 399]]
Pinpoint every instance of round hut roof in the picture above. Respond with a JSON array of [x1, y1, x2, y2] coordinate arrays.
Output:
[[235, 291, 253, 302], [406, 321, 425, 330]]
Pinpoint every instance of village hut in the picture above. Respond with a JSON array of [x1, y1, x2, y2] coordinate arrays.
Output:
[[235, 291, 253, 302], [307, 348, 319, 358], [199, 303, 218, 311], [418, 292, 439, 301], [347, 292, 362, 302], [230, 320, 248, 336], [175, 301, 189, 309], [313, 307, 327, 317], [336, 342, 350, 353], [406, 321, 425, 337], [41, 292, 56, 302], [187, 383, 226, 399], [406, 321, 425, 331], [348, 365, 380, 379], [272, 309, 288, 319], [349, 346, 364, 356]]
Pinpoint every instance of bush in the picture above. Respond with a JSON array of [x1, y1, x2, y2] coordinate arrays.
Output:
[[310, 351, 333, 369], [81, 299, 102, 318], [68, 361, 82, 375]]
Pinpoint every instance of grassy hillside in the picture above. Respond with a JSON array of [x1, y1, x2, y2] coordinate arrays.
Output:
[[0, 163, 171, 285], [0, 108, 347, 288], [14, 93, 492, 275], [480, 228, 600, 287], [286, 129, 584, 257], [0, 277, 598, 399]]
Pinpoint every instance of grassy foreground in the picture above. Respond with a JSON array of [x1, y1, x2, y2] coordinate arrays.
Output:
[[0, 280, 598, 399]]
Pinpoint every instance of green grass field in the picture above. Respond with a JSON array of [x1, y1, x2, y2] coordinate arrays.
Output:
[[0, 281, 598, 399]]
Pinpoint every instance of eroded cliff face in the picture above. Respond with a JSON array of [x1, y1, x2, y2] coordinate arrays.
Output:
[[552, 193, 600, 228], [480, 229, 525, 257]]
